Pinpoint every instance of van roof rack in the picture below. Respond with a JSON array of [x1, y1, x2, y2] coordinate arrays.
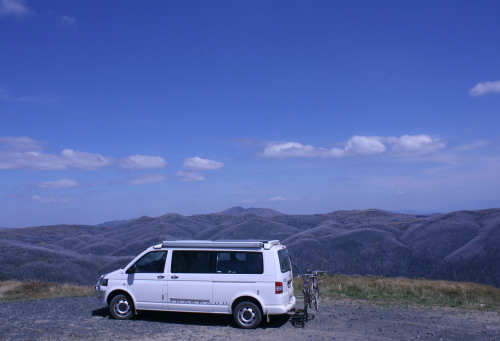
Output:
[[161, 240, 280, 249]]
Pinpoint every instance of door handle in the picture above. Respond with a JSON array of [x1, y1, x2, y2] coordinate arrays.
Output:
[[157, 275, 165, 279], [171, 275, 179, 279]]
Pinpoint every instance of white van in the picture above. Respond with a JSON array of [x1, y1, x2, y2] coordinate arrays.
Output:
[[95, 240, 296, 328]]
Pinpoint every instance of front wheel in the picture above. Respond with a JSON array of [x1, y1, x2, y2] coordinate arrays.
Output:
[[109, 294, 134, 320], [313, 283, 320, 311], [233, 301, 262, 329], [312, 291, 319, 311]]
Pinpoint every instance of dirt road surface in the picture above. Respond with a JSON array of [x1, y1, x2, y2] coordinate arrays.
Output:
[[0, 297, 498, 340]]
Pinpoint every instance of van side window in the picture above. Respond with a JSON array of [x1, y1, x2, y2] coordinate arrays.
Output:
[[216, 252, 263, 274], [278, 249, 292, 273], [133, 251, 167, 273], [171, 251, 214, 273]]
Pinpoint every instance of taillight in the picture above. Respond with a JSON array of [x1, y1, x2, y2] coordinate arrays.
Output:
[[275, 281, 283, 294]]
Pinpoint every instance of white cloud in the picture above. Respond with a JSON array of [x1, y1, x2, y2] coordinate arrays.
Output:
[[262, 142, 330, 159], [0, 136, 44, 151], [455, 140, 490, 152], [119, 155, 167, 169], [0, 136, 177, 171], [269, 196, 286, 202], [0, 89, 61, 104], [330, 147, 345, 158], [0, 137, 113, 170], [60, 15, 76, 26], [32, 195, 57, 203], [128, 174, 166, 185], [344, 136, 386, 156], [388, 135, 446, 157], [262, 134, 444, 159], [0, 0, 32, 17], [0, 151, 68, 170], [176, 171, 205, 182], [61, 149, 112, 170], [469, 80, 500, 96], [183, 156, 224, 170], [177, 157, 224, 182], [0, 150, 112, 170], [38, 178, 79, 189], [31, 195, 79, 203]]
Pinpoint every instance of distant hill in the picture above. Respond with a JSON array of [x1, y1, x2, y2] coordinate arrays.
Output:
[[97, 219, 133, 228], [219, 206, 284, 218], [0, 208, 498, 287]]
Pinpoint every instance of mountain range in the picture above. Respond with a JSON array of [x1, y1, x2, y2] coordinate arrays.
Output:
[[0, 207, 498, 287]]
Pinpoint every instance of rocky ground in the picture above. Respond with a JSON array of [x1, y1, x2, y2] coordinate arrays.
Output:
[[0, 297, 498, 340]]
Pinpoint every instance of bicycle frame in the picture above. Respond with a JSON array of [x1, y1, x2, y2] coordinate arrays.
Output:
[[298, 271, 326, 318]]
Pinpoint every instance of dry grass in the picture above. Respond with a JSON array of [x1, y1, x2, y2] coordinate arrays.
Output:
[[0, 280, 94, 302], [2, 276, 499, 311], [294, 274, 500, 311]]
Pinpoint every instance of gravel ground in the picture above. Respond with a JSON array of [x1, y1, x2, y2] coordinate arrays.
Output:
[[0, 297, 498, 341]]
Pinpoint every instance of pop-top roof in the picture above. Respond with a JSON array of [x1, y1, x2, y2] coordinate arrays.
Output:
[[160, 240, 280, 249]]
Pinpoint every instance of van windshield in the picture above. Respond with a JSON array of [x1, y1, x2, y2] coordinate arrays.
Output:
[[278, 249, 292, 273]]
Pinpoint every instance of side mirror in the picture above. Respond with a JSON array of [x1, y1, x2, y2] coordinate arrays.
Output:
[[126, 264, 136, 274]]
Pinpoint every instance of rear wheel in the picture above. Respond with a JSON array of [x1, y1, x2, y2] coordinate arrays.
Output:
[[303, 288, 308, 316], [303, 279, 312, 316], [313, 282, 320, 311], [307, 280, 314, 308], [233, 301, 262, 329], [109, 294, 134, 320]]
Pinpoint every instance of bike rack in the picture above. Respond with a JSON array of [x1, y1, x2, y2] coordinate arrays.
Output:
[[291, 270, 327, 328]]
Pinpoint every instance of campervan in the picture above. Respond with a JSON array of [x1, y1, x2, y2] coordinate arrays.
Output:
[[95, 240, 296, 328]]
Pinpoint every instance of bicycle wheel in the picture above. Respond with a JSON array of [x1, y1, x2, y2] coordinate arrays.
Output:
[[308, 280, 314, 308], [303, 286, 308, 316], [313, 282, 320, 311]]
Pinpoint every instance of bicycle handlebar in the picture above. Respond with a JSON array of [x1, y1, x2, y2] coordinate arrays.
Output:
[[298, 270, 328, 277]]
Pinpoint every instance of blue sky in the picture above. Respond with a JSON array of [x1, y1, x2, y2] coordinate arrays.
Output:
[[1, 0, 500, 227]]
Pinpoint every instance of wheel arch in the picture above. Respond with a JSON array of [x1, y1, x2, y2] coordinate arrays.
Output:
[[107, 289, 135, 308], [231, 295, 263, 314]]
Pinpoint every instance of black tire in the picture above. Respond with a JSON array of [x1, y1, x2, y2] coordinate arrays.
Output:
[[313, 292, 319, 311], [233, 301, 262, 329], [313, 283, 320, 311], [109, 294, 134, 320], [307, 280, 314, 308], [303, 288, 308, 316]]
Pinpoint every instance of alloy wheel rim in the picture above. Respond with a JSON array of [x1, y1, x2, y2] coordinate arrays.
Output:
[[115, 299, 131, 316], [238, 307, 256, 325]]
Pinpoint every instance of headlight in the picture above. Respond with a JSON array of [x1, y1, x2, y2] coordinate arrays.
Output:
[[96, 275, 108, 287], [96, 275, 104, 287]]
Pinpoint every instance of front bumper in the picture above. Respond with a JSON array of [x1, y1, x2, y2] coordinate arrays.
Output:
[[95, 285, 106, 304]]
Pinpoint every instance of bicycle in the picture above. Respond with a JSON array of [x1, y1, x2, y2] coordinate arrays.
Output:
[[299, 270, 327, 318]]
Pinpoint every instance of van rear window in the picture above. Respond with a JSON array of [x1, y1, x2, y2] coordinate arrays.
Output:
[[171, 250, 263, 274], [278, 249, 292, 273], [216, 252, 263, 274]]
